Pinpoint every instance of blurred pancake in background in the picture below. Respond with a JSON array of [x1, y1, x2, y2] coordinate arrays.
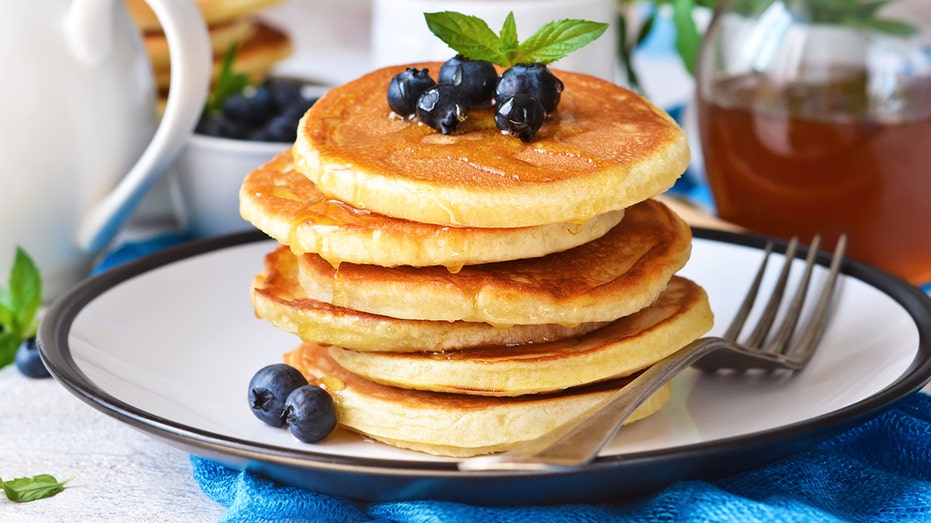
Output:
[[124, 0, 291, 108]]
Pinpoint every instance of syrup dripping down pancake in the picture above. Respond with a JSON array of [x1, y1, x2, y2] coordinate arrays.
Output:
[[296, 198, 692, 326], [241, 151, 624, 269], [251, 246, 611, 352]]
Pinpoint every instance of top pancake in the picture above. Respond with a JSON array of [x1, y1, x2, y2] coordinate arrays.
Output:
[[292, 63, 690, 228]]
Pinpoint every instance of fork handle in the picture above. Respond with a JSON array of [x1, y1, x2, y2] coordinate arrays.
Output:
[[459, 337, 734, 472]]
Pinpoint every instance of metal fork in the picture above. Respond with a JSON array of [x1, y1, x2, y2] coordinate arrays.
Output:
[[459, 234, 847, 472]]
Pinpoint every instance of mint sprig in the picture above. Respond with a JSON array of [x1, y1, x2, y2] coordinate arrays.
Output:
[[0, 247, 42, 369], [1, 474, 73, 503], [204, 44, 251, 116], [424, 11, 609, 68]]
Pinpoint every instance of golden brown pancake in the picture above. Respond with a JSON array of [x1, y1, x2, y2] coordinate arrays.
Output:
[[124, 0, 283, 32], [154, 21, 292, 90], [143, 17, 256, 70], [296, 199, 692, 326], [241, 151, 625, 268], [292, 63, 689, 228], [252, 246, 611, 352], [328, 276, 713, 396], [284, 343, 671, 457]]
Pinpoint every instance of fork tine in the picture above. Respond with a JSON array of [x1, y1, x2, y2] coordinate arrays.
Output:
[[765, 235, 821, 354], [783, 234, 847, 365], [722, 240, 774, 341], [743, 237, 800, 348]]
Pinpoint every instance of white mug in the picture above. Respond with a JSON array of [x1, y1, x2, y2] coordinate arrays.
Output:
[[0, 0, 210, 299], [371, 0, 619, 81]]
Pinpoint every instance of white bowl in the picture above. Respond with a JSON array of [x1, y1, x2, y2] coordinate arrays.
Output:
[[170, 82, 331, 239], [170, 134, 289, 238]]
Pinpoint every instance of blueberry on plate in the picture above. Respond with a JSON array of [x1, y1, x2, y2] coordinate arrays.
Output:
[[387, 67, 436, 118], [495, 94, 546, 142], [417, 83, 470, 134], [248, 364, 308, 427], [495, 63, 564, 116], [15, 337, 51, 379], [439, 55, 497, 107], [283, 385, 337, 443]]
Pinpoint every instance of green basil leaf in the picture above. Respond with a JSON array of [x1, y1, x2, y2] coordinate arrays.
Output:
[[9, 247, 41, 338], [205, 44, 250, 115], [425, 12, 509, 66], [425, 11, 607, 67], [499, 12, 520, 62], [0, 331, 19, 368], [515, 19, 609, 65], [0, 298, 13, 330], [671, 0, 701, 76], [1, 474, 73, 503]]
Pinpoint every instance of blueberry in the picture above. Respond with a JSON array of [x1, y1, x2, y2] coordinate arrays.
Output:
[[283, 385, 337, 443], [222, 86, 274, 126], [495, 63, 564, 116], [416, 84, 470, 134], [254, 114, 297, 142], [15, 337, 51, 379], [248, 364, 308, 427], [495, 94, 546, 142], [387, 67, 436, 118], [195, 114, 250, 139], [439, 55, 497, 108], [264, 77, 303, 110]]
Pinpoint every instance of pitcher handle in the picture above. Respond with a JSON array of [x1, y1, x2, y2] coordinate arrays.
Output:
[[77, 0, 211, 252]]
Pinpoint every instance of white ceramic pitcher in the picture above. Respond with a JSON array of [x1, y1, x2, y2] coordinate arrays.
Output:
[[0, 0, 210, 298]]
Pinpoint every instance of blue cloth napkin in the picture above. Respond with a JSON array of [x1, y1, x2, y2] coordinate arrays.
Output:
[[192, 392, 931, 522]]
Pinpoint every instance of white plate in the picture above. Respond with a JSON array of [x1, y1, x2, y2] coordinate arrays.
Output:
[[39, 229, 931, 504]]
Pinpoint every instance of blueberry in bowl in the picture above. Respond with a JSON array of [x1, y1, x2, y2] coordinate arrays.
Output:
[[195, 76, 324, 144], [172, 77, 329, 238]]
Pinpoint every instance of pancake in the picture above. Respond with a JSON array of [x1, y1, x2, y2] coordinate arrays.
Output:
[[125, 0, 283, 32], [284, 343, 671, 457], [252, 246, 611, 352], [143, 16, 257, 70], [241, 151, 625, 268], [296, 198, 692, 326], [292, 63, 689, 228], [328, 276, 713, 396], [154, 21, 292, 90]]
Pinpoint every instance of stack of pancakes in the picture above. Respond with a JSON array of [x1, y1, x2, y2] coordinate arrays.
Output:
[[240, 63, 714, 457], [125, 0, 292, 109]]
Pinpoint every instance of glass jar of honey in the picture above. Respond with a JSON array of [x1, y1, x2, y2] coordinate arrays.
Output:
[[696, 0, 931, 285]]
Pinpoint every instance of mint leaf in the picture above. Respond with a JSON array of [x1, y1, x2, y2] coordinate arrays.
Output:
[[1, 474, 73, 503], [425, 11, 608, 67], [499, 12, 520, 61], [671, 0, 701, 76], [0, 247, 42, 369], [9, 247, 41, 337], [0, 331, 18, 368], [513, 19, 609, 65], [425, 12, 509, 66], [205, 44, 251, 115]]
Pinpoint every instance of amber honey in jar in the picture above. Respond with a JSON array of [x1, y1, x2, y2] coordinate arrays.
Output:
[[696, 0, 931, 285]]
